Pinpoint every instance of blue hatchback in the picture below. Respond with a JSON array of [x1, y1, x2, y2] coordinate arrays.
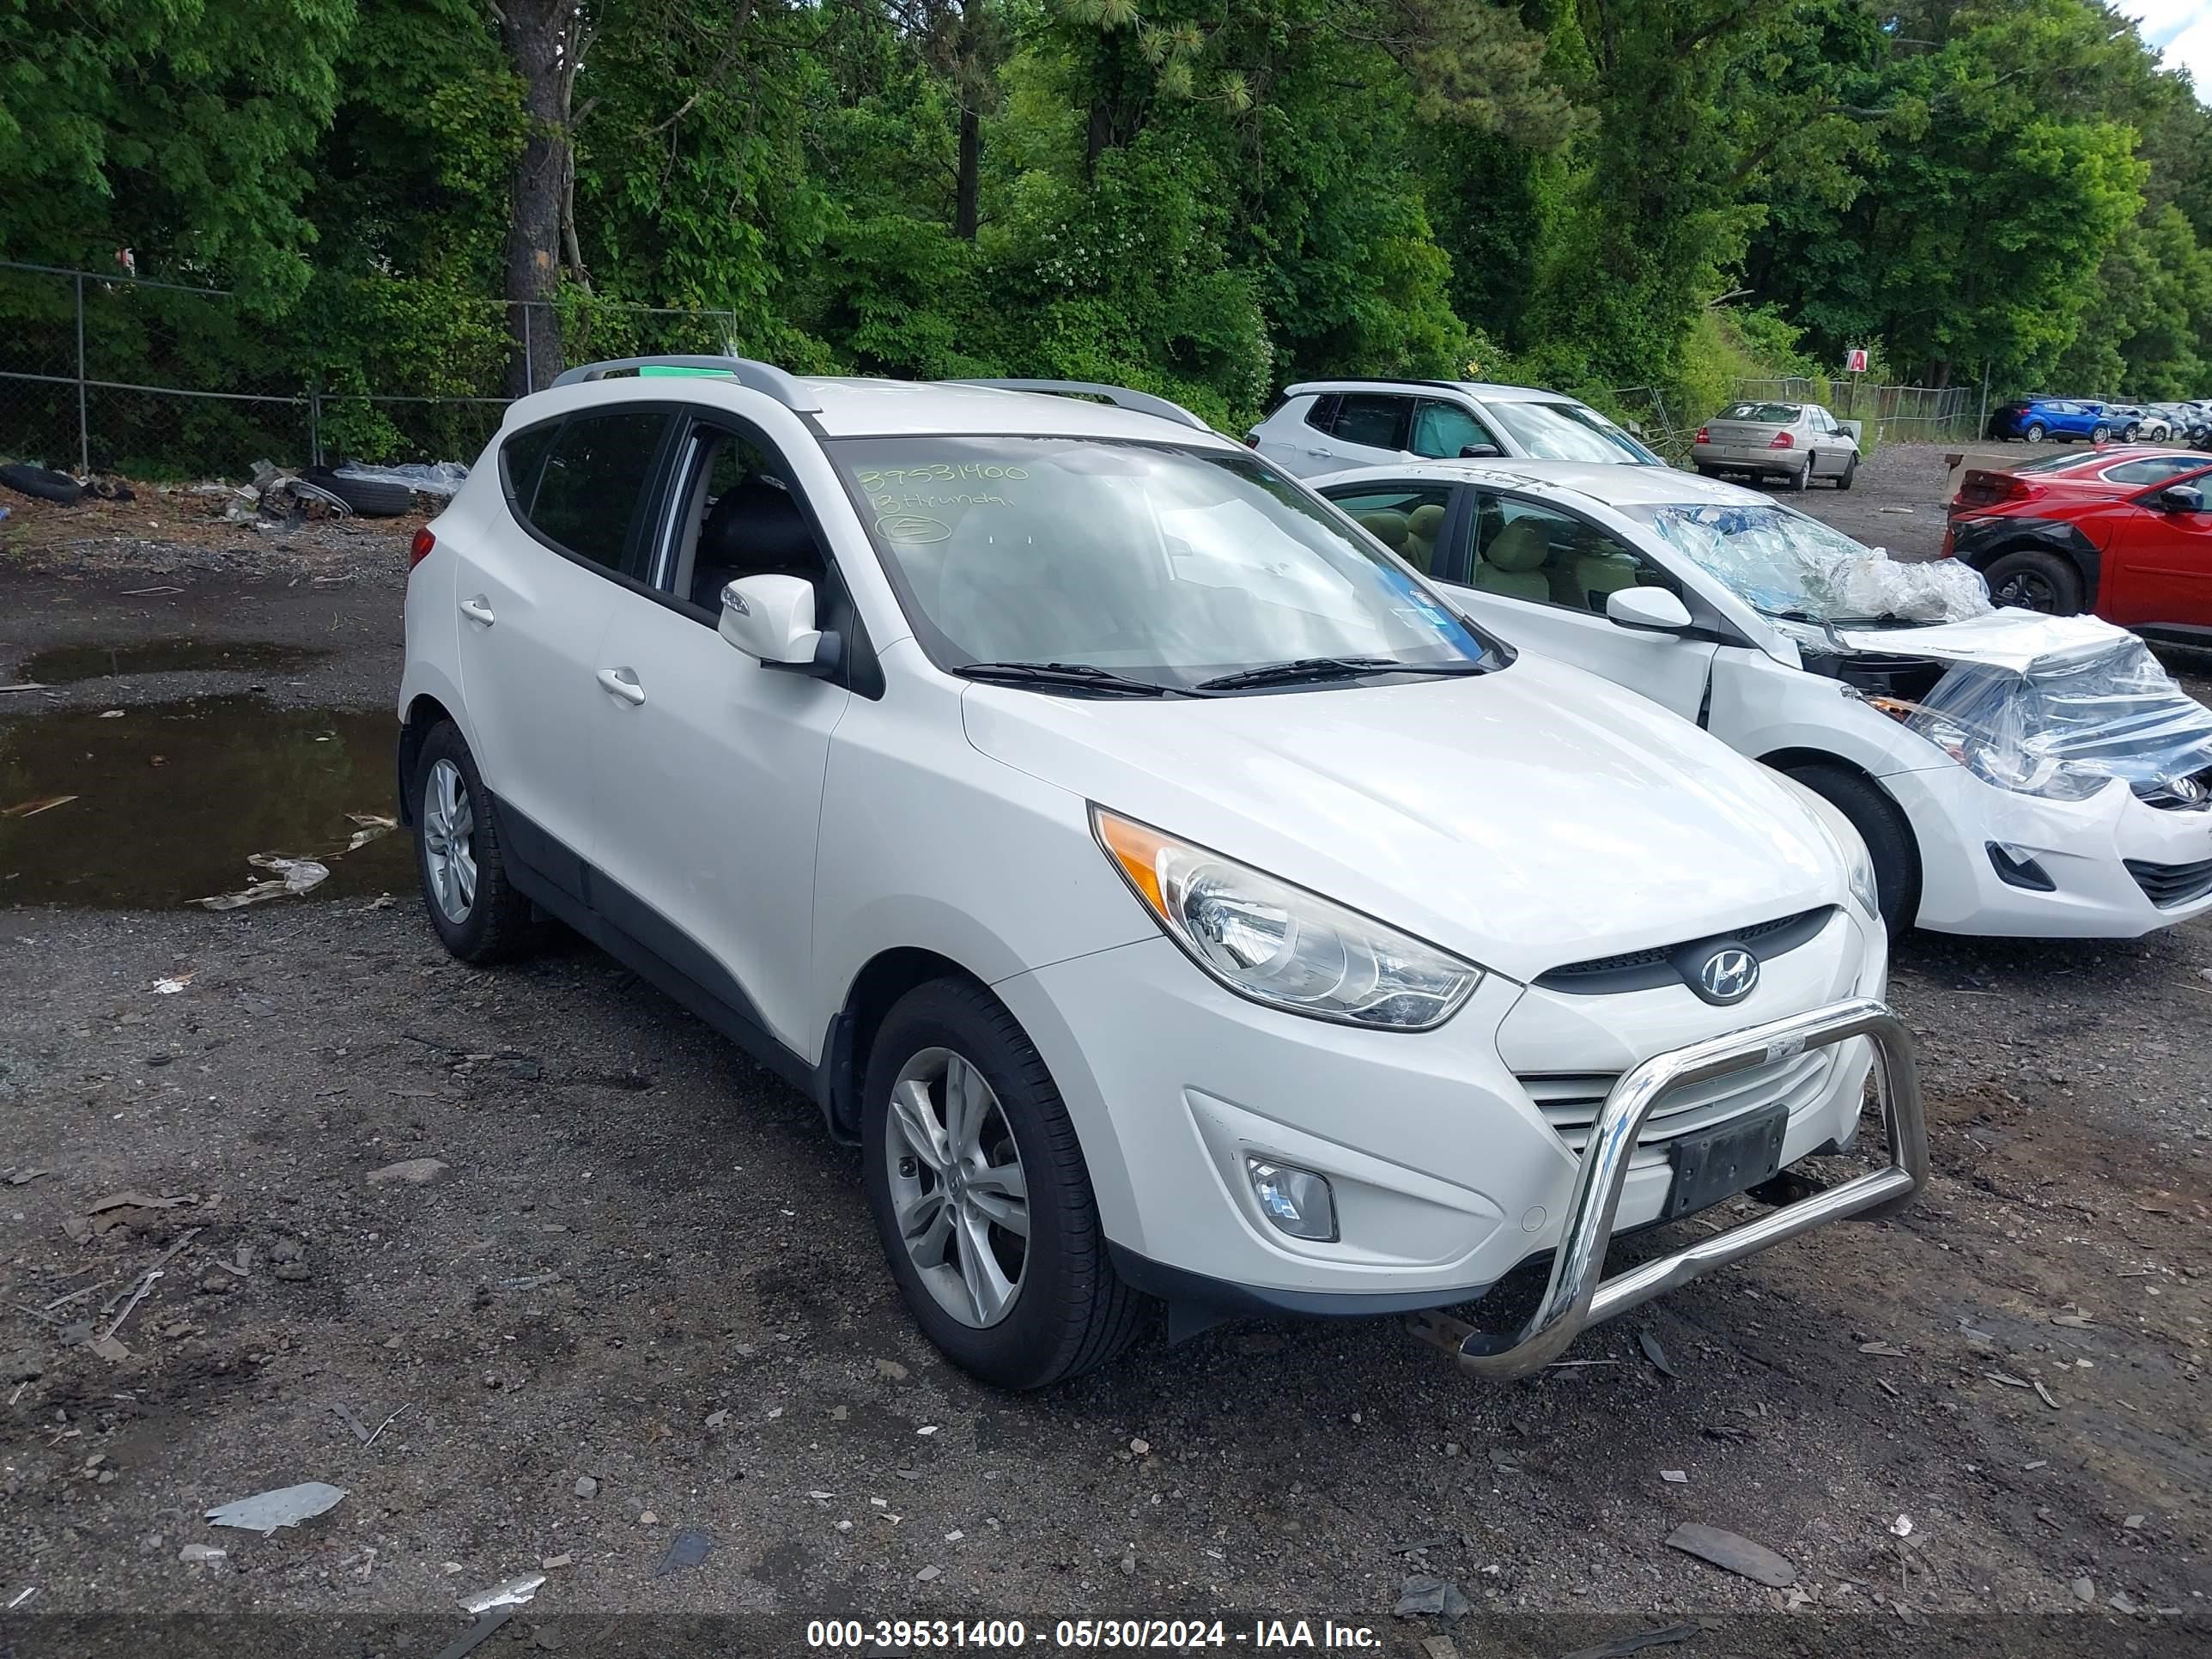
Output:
[[1987, 397, 2117, 444]]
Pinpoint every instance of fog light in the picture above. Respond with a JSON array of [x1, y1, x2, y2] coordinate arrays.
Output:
[[1986, 841, 2055, 892], [1245, 1158, 1337, 1242]]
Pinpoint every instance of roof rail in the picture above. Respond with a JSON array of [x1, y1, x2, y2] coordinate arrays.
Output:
[[1281, 377, 1465, 397], [945, 378, 1212, 434], [550, 355, 822, 412]]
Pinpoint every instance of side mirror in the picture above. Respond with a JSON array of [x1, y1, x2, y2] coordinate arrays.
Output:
[[1606, 586, 1694, 634], [1459, 443, 1504, 459], [720, 574, 830, 671], [1838, 419, 1863, 445], [2156, 484, 2204, 514]]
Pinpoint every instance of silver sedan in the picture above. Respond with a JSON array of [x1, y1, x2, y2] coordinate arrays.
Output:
[[1692, 401, 1863, 491]]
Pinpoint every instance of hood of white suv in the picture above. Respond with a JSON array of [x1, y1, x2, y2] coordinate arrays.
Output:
[[962, 653, 1844, 985]]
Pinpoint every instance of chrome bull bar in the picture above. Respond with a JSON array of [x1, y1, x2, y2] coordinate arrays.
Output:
[[1408, 995, 1924, 1381]]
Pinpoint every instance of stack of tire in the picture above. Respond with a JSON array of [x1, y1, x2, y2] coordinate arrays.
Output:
[[301, 466, 414, 518], [0, 463, 82, 505]]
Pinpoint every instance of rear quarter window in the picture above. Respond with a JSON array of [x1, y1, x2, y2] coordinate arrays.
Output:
[[522, 410, 671, 574]]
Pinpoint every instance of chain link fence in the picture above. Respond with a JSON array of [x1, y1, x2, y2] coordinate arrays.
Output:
[[3, 260, 1995, 483], [0, 261, 748, 480]]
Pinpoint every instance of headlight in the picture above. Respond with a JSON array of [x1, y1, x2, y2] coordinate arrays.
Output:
[[1771, 775, 1881, 921], [1091, 808, 1482, 1030], [1868, 696, 2108, 802]]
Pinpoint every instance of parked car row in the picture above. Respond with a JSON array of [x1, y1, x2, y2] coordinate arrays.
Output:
[[396, 360, 2208, 1390], [1988, 395, 2212, 447]]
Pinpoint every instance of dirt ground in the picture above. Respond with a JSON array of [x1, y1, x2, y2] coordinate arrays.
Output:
[[1, 449, 2208, 1657]]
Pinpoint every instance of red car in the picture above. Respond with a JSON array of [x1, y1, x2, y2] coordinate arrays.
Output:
[[1945, 446, 2212, 644]]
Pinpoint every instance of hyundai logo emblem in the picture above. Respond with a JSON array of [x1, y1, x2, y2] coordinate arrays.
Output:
[[1698, 946, 1759, 1004]]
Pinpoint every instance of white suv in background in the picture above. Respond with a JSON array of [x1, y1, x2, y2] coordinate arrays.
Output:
[[1249, 379, 1666, 477], [397, 359, 1923, 1389]]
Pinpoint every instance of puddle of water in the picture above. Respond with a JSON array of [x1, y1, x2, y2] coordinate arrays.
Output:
[[0, 698, 412, 908], [21, 639, 330, 684]]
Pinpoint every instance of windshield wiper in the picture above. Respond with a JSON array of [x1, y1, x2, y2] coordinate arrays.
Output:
[[1194, 656, 1486, 692], [957, 660, 1176, 697]]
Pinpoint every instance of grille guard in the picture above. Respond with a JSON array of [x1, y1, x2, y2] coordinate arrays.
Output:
[[1408, 996, 1924, 1380]]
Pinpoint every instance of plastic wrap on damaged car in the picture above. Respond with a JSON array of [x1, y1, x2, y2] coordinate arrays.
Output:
[[1844, 618, 2212, 799], [1639, 501, 1993, 623]]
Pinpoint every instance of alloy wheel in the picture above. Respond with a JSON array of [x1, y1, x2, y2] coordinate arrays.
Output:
[[884, 1047, 1030, 1328], [1993, 570, 2059, 612], [421, 757, 478, 922]]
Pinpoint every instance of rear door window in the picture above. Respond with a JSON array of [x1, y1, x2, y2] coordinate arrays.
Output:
[[522, 410, 673, 576], [1329, 394, 1412, 451], [1322, 481, 1458, 575]]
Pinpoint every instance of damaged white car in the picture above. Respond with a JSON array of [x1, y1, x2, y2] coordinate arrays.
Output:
[[1316, 462, 2212, 937]]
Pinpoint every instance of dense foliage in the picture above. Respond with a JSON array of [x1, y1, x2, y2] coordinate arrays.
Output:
[[2, 0, 2206, 452]]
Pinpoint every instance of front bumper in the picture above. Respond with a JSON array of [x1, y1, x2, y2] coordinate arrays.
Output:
[[1885, 763, 2212, 936], [1410, 997, 1922, 1378], [994, 908, 1886, 1311]]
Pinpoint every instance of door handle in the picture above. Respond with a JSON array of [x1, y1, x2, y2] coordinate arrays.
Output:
[[596, 666, 646, 705], [459, 597, 495, 626]]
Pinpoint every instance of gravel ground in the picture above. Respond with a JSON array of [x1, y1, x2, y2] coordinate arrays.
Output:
[[2, 452, 2208, 1656]]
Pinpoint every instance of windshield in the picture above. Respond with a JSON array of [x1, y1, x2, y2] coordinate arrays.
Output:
[[1484, 400, 1662, 465], [829, 436, 1498, 690], [1622, 500, 1994, 623]]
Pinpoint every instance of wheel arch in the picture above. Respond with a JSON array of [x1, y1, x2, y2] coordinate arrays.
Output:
[[1948, 519, 2102, 609], [1759, 747, 1923, 904], [396, 693, 459, 827], [819, 946, 998, 1141]]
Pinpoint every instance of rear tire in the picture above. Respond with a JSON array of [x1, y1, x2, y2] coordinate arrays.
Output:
[[1981, 547, 2083, 616], [1783, 763, 1919, 938], [862, 979, 1148, 1389], [412, 722, 544, 963], [1784, 460, 1810, 491], [1835, 454, 1857, 490]]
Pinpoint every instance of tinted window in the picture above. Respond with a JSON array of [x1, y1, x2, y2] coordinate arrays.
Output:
[[526, 410, 670, 573], [1330, 394, 1411, 450], [1303, 393, 1343, 434], [501, 422, 559, 513], [1409, 400, 1496, 459]]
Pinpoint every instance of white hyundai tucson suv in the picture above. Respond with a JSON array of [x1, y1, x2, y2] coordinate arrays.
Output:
[[396, 358, 1924, 1389]]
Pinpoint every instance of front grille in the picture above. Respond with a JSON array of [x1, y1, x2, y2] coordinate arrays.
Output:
[[1520, 1048, 1838, 1165], [1539, 907, 1832, 994], [2124, 855, 2212, 908], [2132, 769, 2212, 812]]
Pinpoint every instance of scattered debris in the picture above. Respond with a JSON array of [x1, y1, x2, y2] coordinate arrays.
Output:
[[2073, 1576, 2095, 1603], [367, 1157, 449, 1186], [344, 812, 397, 851], [2033, 1378, 2062, 1411], [8, 1588, 37, 1610], [204, 1480, 348, 1533], [1858, 1340, 1908, 1358], [704, 1409, 729, 1429], [1985, 1370, 2031, 1389], [917, 1565, 942, 1582], [1393, 1575, 1472, 1620], [7, 1349, 46, 1383], [152, 973, 194, 994], [86, 1192, 193, 1236], [4, 1168, 48, 1186], [459, 1572, 546, 1614], [501, 1271, 560, 1291], [1665, 1522, 1796, 1587], [1661, 1469, 1689, 1485], [1889, 1515, 1914, 1538], [1558, 1624, 1701, 1659], [1419, 1638, 1460, 1659], [873, 1358, 908, 1381], [194, 853, 330, 910], [2, 795, 76, 818], [655, 1528, 714, 1577], [1638, 1330, 1677, 1377], [574, 1475, 599, 1499], [2124, 1513, 2146, 1530], [1129, 1437, 1151, 1455], [178, 1544, 226, 1565], [329, 1401, 373, 1443]]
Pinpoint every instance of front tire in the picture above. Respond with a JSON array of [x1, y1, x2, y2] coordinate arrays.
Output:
[[2022, 422, 2046, 444], [412, 722, 543, 963], [1784, 763, 1919, 938], [1981, 547, 2083, 615], [862, 979, 1147, 1389], [2090, 424, 2112, 446]]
